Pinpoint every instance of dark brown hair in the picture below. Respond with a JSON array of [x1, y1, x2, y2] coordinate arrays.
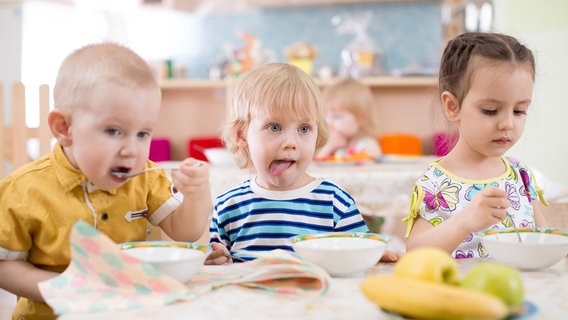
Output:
[[438, 32, 535, 105]]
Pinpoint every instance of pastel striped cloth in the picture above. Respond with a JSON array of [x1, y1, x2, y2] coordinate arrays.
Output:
[[39, 220, 330, 316]]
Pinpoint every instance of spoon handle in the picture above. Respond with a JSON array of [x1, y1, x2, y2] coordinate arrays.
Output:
[[223, 253, 248, 262], [508, 213, 523, 243]]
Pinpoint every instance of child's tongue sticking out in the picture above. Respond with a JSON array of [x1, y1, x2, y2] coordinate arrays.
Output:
[[269, 160, 293, 176]]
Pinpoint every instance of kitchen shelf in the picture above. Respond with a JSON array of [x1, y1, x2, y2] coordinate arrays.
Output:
[[159, 76, 438, 90], [157, 75, 440, 160], [315, 76, 438, 87], [159, 79, 228, 89]]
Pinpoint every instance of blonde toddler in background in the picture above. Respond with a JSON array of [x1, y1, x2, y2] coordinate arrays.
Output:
[[316, 78, 381, 160]]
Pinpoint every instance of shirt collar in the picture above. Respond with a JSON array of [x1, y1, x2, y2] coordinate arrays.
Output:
[[52, 142, 117, 195]]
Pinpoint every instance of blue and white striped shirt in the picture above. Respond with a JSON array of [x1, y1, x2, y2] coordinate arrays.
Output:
[[209, 177, 369, 256]]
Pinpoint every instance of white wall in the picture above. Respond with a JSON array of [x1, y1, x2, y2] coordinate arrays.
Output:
[[0, 0, 196, 127], [494, 0, 568, 193], [0, 1, 22, 119]]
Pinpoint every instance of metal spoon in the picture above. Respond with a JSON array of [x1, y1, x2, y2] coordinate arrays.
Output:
[[508, 213, 523, 243], [112, 162, 202, 179], [223, 253, 248, 262]]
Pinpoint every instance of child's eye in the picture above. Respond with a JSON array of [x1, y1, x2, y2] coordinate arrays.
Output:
[[514, 109, 528, 115], [481, 109, 497, 115], [267, 124, 281, 132], [137, 131, 151, 139], [105, 128, 121, 136], [298, 124, 311, 134]]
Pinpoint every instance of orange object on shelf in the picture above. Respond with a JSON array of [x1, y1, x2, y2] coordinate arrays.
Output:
[[379, 134, 422, 155]]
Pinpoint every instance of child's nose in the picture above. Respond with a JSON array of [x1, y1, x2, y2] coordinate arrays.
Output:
[[498, 113, 514, 130], [119, 137, 138, 156], [282, 132, 298, 150]]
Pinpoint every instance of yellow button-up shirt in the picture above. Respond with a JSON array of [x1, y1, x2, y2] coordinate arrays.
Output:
[[0, 143, 182, 319]]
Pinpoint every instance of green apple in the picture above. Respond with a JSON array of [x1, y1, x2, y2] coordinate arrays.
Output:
[[461, 262, 524, 308], [394, 247, 460, 285]]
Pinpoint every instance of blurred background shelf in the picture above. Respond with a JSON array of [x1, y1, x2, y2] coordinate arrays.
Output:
[[156, 76, 439, 161], [159, 76, 438, 90]]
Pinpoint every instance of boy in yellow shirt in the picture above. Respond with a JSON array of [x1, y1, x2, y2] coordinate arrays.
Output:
[[0, 43, 212, 319]]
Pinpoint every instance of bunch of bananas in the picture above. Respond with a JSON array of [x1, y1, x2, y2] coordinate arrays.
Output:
[[361, 247, 521, 320]]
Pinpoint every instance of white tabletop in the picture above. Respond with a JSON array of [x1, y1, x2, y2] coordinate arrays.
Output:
[[59, 257, 568, 320]]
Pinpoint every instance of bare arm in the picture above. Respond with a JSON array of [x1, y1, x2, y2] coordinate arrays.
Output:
[[406, 187, 509, 254], [316, 131, 347, 158], [532, 200, 548, 227], [362, 137, 382, 157], [0, 260, 58, 302], [160, 158, 213, 242]]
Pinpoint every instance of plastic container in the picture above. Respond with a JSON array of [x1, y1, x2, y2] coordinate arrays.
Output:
[[187, 136, 223, 161], [379, 134, 422, 155], [149, 138, 170, 162]]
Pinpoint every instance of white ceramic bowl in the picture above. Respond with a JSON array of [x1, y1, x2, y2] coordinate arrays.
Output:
[[204, 148, 237, 167], [119, 241, 209, 283], [290, 232, 389, 277], [480, 228, 568, 270]]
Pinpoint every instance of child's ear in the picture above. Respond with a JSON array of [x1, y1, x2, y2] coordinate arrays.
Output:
[[441, 91, 460, 122], [48, 110, 72, 147], [236, 129, 248, 148]]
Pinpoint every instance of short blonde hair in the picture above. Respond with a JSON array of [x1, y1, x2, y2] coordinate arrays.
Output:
[[53, 42, 159, 112], [322, 78, 379, 137], [223, 63, 328, 169]]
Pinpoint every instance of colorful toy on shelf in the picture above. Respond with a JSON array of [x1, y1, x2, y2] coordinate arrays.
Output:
[[284, 42, 318, 76], [333, 11, 382, 77], [226, 31, 266, 78]]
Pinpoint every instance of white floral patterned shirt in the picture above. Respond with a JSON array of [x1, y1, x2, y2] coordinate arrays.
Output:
[[404, 156, 546, 258]]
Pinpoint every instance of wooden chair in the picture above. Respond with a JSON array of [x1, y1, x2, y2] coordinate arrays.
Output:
[[1, 82, 52, 178], [542, 201, 568, 229]]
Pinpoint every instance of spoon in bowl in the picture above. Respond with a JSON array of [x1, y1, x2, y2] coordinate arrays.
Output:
[[112, 162, 202, 179], [508, 213, 523, 243]]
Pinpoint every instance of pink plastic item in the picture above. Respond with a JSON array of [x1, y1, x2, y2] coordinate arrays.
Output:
[[149, 138, 171, 162], [433, 132, 459, 156]]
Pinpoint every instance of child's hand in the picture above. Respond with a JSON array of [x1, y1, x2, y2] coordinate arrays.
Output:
[[204, 242, 232, 265], [327, 130, 348, 150], [463, 186, 509, 232], [379, 250, 400, 262], [170, 158, 210, 196]]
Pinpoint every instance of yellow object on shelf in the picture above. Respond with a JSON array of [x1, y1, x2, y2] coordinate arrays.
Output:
[[285, 42, 318, 76], [290, 58, 314, 76]]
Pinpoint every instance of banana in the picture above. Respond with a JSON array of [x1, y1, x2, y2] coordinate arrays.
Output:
[[361, 274, 509, 320]]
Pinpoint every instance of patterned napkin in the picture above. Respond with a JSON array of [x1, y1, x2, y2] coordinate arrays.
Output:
[[38, 220, 190, 314], [183, 250, 330, 300], [39, 220, 330, 316]]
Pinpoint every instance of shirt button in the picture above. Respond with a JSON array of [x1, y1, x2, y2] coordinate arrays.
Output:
[[101, 212, 109, 221]]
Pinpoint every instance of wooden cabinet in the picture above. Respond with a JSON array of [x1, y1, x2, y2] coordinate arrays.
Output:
[[155, 76, 439, 160]]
